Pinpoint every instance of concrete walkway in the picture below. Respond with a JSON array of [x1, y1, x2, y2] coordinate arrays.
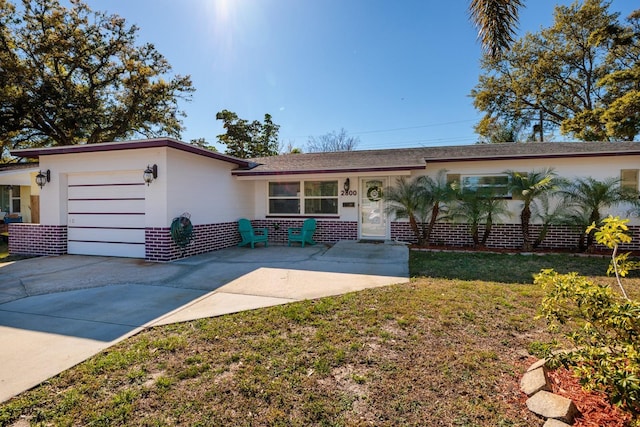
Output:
[[0, 241, 408, 403]]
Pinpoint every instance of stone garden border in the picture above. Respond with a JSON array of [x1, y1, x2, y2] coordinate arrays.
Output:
[[520, 359, 578, 426]]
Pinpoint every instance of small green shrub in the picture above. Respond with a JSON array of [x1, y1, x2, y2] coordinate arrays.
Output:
[[536, 216, 640, 417]]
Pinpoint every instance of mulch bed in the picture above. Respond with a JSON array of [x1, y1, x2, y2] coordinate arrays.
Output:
[[547, 367, 633, 427]]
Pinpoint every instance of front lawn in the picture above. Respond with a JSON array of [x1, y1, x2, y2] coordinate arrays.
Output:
[[1, 252, 637, 426]]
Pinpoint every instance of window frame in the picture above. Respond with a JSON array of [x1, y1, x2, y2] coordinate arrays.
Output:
[[620, 169, 639, 192], [459, 173, 512, 198], [268, 179, 339, 216]]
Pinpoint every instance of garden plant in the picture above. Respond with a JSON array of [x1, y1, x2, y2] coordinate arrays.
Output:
[[536, 216, 640, 419]]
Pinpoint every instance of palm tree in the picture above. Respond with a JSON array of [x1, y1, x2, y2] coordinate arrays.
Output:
[[560, 177, 640, 251], [384, 176, 430, 245], [469, 0, 524, 58], [505, 168, 559, 251], [449, 190, 510, 247], [530, 192, 572, 249], [418, 170, 458, 244]]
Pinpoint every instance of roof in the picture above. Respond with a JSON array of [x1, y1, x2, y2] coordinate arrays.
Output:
[[234, 141, 640, 176], [236, 148, 429, 176], [10, 138, 255, 168], [0, 162, 39, 172]]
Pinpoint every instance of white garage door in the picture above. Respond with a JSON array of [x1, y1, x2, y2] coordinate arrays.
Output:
[[67, 172, 146, 258]]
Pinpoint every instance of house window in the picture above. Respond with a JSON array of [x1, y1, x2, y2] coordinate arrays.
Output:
[[304, 181, 338, 214], [269, 182, 300, 214], [268, 180, 338, 215], [11, 186, 20, 213], [461, 174, 510, 197], [0, 186, 9, 213], [620, 169, 639, 192]]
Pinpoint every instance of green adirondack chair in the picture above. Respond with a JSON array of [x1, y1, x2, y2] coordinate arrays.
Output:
[[288, 218, 317, 247], [237, 218, 268, 248]]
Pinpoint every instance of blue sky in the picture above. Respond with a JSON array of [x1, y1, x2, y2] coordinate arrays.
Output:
[[84, 1, 637, 152]]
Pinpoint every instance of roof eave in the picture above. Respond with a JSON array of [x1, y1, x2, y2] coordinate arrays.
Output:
[[10, 138, 253, 168], [424, 150, 640, 163], [232, 164, 425, 177]]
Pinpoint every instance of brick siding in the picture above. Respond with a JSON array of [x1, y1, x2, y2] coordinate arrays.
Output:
[[253, 219, 358, 244], [8, 223, 67, 256], [11, 219, 639, 261], [145, 221, 241, 262], [390, 221, 640, 251]]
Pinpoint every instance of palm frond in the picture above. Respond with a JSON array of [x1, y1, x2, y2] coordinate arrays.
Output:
[[469, 0, 524, 58]]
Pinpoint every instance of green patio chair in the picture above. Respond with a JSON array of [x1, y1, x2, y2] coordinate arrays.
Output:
[[288, 218, 317, 247], [237, 218, 268, 248]]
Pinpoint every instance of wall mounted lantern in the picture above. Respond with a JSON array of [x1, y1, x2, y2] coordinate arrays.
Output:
[[343, 178, 350, 192], [143, 164, 158, 186], [35, 169, 50, 189]]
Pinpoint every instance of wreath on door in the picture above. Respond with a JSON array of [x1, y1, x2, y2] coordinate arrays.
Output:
[[367, 185, 383, 202]]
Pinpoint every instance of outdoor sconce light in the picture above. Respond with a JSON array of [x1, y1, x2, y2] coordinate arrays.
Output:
[[35, 169, 50, 189], [143, 164, 158, 186], [344, 178, 350, 192]]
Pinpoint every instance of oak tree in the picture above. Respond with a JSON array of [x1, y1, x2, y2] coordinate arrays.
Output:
[[215, 110, 280, 159], [0, 0, 193, 157], [471, 0, 639, 142]]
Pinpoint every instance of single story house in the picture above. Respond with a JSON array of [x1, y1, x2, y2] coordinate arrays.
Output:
[[6, 138, 640, 261], [0, 163, 40, 224]]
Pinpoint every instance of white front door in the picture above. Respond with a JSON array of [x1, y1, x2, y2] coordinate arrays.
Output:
[[360, 177, 387, 240]]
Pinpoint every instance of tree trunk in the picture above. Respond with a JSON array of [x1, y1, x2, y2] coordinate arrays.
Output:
[[481, 214, 493, 246], [409, 214, 422, 245], [471, 223, 480, 247], [575, 233, 584, 252], [521, 205, 532, 251], [532, 224, 549, 249], [425, 203, 439, 244]]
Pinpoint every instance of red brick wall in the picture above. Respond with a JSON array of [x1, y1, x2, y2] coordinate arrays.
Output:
[[390, 221, 640, 251], [8, 223, 67, 256], [253, 219, 358, 244], [12, 219, 636, 261], [145, 221, 241, 262]]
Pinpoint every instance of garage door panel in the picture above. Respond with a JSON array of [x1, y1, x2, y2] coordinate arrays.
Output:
[[68, 184, 145, 200], [68, 199, 145, 214], [69, 213, 145, 228], [68, 172, 143, 186], [68, 241, 145, 258], [67, 172, 147, 258], [68, 227, 145, 244]]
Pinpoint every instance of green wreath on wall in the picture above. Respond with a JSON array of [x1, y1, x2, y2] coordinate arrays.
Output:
[[367, 185, 383, 202], [171, 213, 194, 248]]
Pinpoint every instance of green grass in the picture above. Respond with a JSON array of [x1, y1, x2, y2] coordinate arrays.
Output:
[[1, 251, 637, 426], [410, 250, 613, 283]]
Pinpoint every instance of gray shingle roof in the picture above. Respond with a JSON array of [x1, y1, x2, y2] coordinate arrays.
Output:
[[235, 141, 640, 176], [0, 162, 39, 172]]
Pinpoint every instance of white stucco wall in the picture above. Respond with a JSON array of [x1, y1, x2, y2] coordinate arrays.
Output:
[[412, 155, 640, 225], [165, 149, 253, 225], [246, 172, 408, 221], [37, 146, 254, 228], [38, 147, 166, 226]]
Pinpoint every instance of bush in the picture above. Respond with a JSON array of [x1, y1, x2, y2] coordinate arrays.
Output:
[[536, 216, 640, 418], [536, 269, 640, 415]]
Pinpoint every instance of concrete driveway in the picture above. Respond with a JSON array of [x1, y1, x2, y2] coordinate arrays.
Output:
[[0, 241, 408, 403]]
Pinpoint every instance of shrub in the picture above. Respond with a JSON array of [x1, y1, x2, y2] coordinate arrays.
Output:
[[536, 269, 640, 415], [536, 216, 640, 417]]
